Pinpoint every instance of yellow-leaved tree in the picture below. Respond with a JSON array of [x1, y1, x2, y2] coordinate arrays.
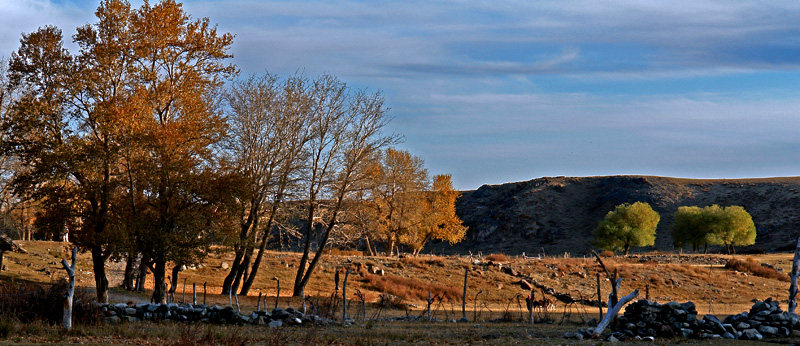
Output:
[[362, 148, 465, 256], [403, 174, 466, 255]]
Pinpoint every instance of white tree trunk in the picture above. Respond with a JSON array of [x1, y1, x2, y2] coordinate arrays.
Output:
[[788, 237, 800, 314], [592, 288, 639, 338], [61, 246, 77, 330]]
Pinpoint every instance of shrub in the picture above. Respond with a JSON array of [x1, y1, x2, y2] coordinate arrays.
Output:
[[0, 281, 102, 326], [724, 257, 789, 282], [485, 253, 509, 262], [328, 248, 363, 257], [362, 273, 461, 302]]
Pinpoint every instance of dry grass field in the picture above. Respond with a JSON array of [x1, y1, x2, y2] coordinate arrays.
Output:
[[0, 241, 798, 344]]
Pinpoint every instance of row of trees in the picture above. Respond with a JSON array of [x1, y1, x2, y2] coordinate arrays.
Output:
[[594, 202, 756, 255], [672, 205, 757, 254], [0, 0, 465, 303]]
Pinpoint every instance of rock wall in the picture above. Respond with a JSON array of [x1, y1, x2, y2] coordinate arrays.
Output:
[[566, 297, 800, 341], [101, 302, 333, 327]]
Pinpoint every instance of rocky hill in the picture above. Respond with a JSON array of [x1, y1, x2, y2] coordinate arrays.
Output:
[[434, 176, 800, 255]]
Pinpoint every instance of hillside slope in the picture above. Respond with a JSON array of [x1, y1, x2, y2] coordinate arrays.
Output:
[[439, 176, 800, 255]]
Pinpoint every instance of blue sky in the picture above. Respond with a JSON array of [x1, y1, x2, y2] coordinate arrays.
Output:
[[4, 0, 800, 190]]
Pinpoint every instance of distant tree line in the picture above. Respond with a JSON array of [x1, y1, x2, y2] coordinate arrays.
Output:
[[0, 0, 465, 303], [594, 202, 756, 255]]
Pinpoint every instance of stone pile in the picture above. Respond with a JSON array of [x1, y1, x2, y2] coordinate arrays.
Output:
[[567, 298, 800, 341], [721, 297, 799, 340], [613, 300, 699, 339], [101, 303, 334, 327]]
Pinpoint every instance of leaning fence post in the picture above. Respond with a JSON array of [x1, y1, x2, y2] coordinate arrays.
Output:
[[462, 267, 468, 321], [257, 292, 262, 312], [60, 246, 77, 330], [182, 278, 187, 304], [203, 282, 207, 305]]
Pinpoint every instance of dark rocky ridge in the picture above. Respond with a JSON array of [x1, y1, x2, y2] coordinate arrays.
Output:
[[433, 176, 800, 255]]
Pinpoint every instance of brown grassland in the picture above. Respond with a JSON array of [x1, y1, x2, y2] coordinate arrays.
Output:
[[0, 241, 797, 345]]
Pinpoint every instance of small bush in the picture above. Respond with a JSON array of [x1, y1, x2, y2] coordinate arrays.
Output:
[[377, 293, 407, 310], [599, 250, 614, 257], [724, 257, 790, 282], [362, 273, 461, 302], [0, 320, 12, 339], [328, 248, 363, 257], [0, 281, 102, 326], [485, 253, 509, 262]]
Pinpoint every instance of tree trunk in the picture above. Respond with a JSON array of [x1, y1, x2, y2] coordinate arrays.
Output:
[[135, 257, 149, 292], [365, 235, 375, 256], [152, 257, 167, 303], [0, 250, 4, 272], [61, 246, 77, 330], [293, 201, 316, 297], [169, 264, 182, 295], [122, 253, 138, 290], [221, 249, 244, 295], [241, 203, 279, 295], [623, 244, 630, 257], [231, 249, 252, 294], [91, 246, 109, 304]]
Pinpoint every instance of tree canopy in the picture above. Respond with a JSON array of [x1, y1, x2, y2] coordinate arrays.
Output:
[[673, 204, 756, 254], [594, 201, 660, 256]]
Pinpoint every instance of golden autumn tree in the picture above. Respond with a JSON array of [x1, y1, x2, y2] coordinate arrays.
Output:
[[2, 23, 128, 303], [359, 148, 465, 256], [363, 148, 428, 256], [121, 0, 235, 303], [402, 174, 466, 255]]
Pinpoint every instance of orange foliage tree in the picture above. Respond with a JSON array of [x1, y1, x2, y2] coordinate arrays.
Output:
[[2, 0, 235, 303]]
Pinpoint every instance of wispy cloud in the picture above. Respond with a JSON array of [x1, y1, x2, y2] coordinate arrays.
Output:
[[5, 0, 800, 189]]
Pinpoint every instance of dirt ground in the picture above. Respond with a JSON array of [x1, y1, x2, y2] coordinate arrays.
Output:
[[2, 241, 796, 320]]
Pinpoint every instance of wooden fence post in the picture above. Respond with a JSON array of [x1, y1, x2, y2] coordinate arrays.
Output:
[[596, 273, 603, 319], [427, 291, 432, 321], [193, 283, 197, 305], [60, 246, 77, 330], [272, 277, 280, 310], [343, 268, 352, 321]]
